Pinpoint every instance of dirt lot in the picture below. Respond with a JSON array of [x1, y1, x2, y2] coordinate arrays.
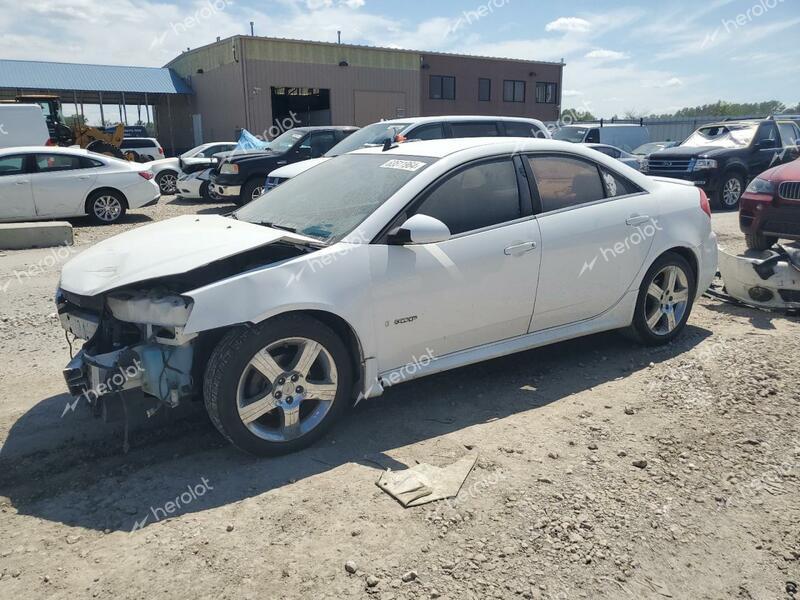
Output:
[[0, 198, 798, 600]]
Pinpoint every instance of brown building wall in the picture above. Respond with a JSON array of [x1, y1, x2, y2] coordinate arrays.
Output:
[[242, 59, 420, 131], [418, 54, 562, 122]]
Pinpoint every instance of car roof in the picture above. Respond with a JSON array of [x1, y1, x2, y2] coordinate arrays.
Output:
[[122, 137, 160, 142], [0, 145, 95, 155], [351, 137, 570, 158], [290, 126, 359, 132], [560, 123, 644, 128], [379, 115, 546, 126]]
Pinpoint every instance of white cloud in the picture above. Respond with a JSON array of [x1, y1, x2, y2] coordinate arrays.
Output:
[[545, 17, 591, 33], [563, 89, 584, 97], [585, 49, 628, 60], [648, 77, 685, 89], [341, 0, 365, 7]]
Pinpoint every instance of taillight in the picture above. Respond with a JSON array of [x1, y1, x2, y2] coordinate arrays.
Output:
[[699, 189, 711, 218], [138, 171, 154, 180], [158, 147, 164, 155], [45, 138, 55, 146]]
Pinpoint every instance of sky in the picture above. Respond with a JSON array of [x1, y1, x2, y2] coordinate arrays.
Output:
[[0, 0, 798, 118]]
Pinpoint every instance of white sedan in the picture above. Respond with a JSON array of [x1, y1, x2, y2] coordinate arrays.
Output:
[[57, 138, 717, 455], [0, 146, 160, 224], [148, 142, 237, 194]]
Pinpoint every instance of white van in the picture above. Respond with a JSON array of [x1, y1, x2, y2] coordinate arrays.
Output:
[[553, 123, 649, 153], [0, 105, 51, 149]]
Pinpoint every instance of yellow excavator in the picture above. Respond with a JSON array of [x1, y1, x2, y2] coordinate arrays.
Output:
[[5, 94, 130, 160]]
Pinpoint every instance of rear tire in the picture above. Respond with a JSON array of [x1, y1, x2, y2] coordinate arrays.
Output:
[[714, 172, 745, 210], [745, 232, 777, 251], [203, 315, 354, 456], [626, 252, 696, 345], [156, 170, 178, 195], [87, 190, 127, 224]]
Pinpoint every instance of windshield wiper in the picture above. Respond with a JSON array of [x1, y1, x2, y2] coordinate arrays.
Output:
[[254, 221, 297, 233]]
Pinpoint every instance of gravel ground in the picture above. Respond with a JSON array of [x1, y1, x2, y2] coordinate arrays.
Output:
[[0, 200, 798, 600]]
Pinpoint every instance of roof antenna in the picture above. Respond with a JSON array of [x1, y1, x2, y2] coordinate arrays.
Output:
[[250, 21, 254, 36], [337, 30, 342, 44]]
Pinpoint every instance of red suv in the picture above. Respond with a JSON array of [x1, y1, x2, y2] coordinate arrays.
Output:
[[740, 158, 800, 250]]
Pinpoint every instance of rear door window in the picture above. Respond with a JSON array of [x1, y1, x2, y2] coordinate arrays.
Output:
[[503, 121, 543, 138], [449, 122, 500, 138], [585, 129, 600, 143], [528, 155, 606, 212], [34, 154, 82, 172]]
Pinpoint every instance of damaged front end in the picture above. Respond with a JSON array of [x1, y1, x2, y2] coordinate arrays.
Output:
[[56, 232, 317, 422], [716, 245, 800, 311], [59, 287, 197, 420]]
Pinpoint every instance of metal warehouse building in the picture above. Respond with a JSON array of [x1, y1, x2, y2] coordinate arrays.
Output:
[[166, 35, 565, 148]]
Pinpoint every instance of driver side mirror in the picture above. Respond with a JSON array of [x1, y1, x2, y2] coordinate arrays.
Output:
[[388, 214, 451, 245], [297, 145, 312, 158]]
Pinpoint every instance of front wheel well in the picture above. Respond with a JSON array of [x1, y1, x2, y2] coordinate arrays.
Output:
[[198, 310, 365, 399], [85, 187, 129, 213]]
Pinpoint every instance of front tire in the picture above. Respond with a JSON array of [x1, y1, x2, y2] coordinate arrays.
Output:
[[627, 252, 696, 345], [156, 170, 178, 195], [203, 315, 353, 456], [87, 190, 126, 224], [200, 180, 222, 202], [239, 178, 265, 206], [745, 232, 777, 251], [714, 172, 745, 210]]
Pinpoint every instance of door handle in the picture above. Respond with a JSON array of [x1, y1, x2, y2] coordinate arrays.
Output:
[[626, 215, 651, 226], [15, 180, 29, 185], [78, 176, 91, 180], [504, 241, 537, 255]]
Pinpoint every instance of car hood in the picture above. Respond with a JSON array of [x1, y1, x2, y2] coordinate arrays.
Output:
[[269, 157, 330, 179], [60, 215, 321, 296], [758, 157, 800, 181], [652, 145, 745, 159]]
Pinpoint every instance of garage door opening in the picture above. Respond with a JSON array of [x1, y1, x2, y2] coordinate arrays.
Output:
[[271, 87, 331, 128]]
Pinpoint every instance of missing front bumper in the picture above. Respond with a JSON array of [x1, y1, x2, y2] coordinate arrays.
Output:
[[717, 246, 800, 310]]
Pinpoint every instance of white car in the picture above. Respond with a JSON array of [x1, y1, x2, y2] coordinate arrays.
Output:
[[149, 142, 237, 195], [119, 137, 165, 163], [57, 138, 717, 455], [176, 167, 221, 201], [265, 115, 551, 190], [0, 146, 160, 224]]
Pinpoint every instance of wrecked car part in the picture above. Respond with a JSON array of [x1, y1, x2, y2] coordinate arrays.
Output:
[[377, 453, 478, 508], [107, 289, 193, 327], [716, 246, 800, 311]]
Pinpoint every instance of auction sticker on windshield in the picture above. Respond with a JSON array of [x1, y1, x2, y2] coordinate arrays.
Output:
[[380, 159, 427, 172]]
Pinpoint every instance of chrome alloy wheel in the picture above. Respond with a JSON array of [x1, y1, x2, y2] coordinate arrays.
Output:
[[251, 185, 265, 202], [722, 177, 742, 207], [644, 265, 690, 336], [159, 172, 178, 194], [93, 195, 123, 222], [236, 337, 338, 442]]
